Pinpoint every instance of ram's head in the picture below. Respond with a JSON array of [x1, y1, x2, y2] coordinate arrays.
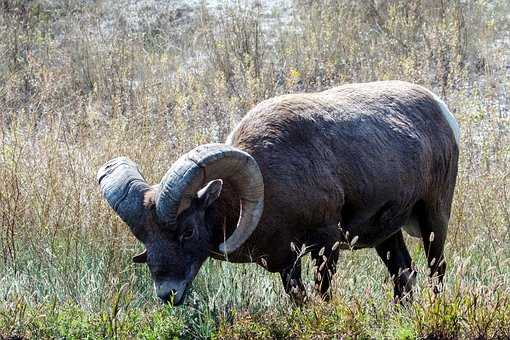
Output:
[[97, 144, 263, 305]]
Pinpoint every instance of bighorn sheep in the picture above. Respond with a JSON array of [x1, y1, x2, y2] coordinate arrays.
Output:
[[98, 80, 460, 305]]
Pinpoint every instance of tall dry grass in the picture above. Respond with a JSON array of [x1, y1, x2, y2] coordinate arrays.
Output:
[[0, 0, 509, 338]]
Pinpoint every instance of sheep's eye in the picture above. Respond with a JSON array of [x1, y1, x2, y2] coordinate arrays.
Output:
[[182, 228, 194, 240]]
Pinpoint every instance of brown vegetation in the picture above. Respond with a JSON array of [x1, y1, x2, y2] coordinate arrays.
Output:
[[0, 0, 509, 338]]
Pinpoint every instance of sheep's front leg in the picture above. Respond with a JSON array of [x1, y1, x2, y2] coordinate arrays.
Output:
[[311, 243, 339, 301], [280, 259, 306, 305]]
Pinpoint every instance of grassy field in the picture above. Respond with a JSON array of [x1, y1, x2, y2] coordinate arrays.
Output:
[[1, 0, 509, 338]]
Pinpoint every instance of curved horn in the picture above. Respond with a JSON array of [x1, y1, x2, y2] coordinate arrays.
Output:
[[97, 157, 151, 240], [156, 144, 264, 254]]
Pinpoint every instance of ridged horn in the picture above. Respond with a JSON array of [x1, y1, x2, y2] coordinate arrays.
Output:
[[156, 143, 264, 254], [97, 157, 151, 240]]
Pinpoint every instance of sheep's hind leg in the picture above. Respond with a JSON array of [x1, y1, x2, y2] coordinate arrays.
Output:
[[418, 205, 448, 294], [375, 230, 416, 302], [280, 259, 306, 305]]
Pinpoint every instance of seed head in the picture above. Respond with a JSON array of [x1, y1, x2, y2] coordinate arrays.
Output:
[[350, 235, 359, 247]]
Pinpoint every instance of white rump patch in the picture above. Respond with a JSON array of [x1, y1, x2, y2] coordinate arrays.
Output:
[[426, 89, 461, 145]]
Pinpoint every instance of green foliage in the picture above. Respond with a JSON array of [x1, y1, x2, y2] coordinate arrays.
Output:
[[1, 0, 509, 338], [0, 298, 185, 339]]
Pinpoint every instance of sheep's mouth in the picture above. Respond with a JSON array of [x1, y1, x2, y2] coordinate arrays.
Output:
[[161, 282, 191, 306], [179, 283, 192, 305], [173, 283, 191, 306], [161, 264, 199, 306]]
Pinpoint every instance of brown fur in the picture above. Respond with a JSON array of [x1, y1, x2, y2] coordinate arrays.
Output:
[[208, 80, 458, 300]]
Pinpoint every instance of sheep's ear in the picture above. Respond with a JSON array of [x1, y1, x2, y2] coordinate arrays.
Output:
[[132, 249, 147, 263], [197, 179, 223, 208]]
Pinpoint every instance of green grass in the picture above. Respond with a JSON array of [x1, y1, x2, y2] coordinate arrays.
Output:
[[2, 246, 510, 338], [1, 0, 509, 338]]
